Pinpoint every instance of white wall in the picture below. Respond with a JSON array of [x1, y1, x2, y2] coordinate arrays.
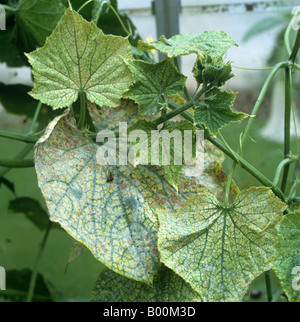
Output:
[[0, 1, 295, 93]]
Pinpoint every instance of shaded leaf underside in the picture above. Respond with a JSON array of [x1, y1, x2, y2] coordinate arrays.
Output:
[[91, 265, 202, 302]]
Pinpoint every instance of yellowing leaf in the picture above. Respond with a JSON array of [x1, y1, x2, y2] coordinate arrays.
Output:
[[271, 212, 300, 302], [157, 187, 285, 302], [34, 103, 234, 283], [138, 31, 237, 59], [91, 265, 202, 302], [26, 8, 133, 109]]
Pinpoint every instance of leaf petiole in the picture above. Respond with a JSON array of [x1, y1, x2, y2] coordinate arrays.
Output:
[[28, 101, 43, 135], [0, 158, 34, 168], [0, 130, 38, 143], [107, 2, 132, 37], [77, 92, 87, 131], [0, 4, 17, 12]]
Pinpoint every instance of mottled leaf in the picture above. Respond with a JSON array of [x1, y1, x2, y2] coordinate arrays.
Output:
[[126, 59, 187, 115], [34, 103, 237, 284], [271, 212, 300, 302], [27, 8, 133, 109], [138, 31, 237, 59], [157, 187, 285, 302], [194, 88, 248, 134], [90, 265, 202, 302]]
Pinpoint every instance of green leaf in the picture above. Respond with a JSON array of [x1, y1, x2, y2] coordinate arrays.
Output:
[[126, 59, 187, 115], [91, 265, 202, 302], [14, 0, 66, 53], [34, 103, 235, 284], [26, 8, 133, 109], [271, 212, 300, 302], [193, 56, 234, 87], [8, 197, 54, 231], [138, 31, 237, 59], [194, 88, 248, 134], [157, 187, 285, 302]]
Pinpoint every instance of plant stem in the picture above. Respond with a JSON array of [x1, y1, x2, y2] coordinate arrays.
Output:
[[0, 131, 38, 143], [77, 0, 93, 13], [265, 271, 273, 302], [284, 7, 300, 56], [207, 135, 286, 201], [289, 29, 300, 62], [108, 2, 131, 36], [155, 99, 286, 201], [26, 221, 52, 302], [28, 101, 43, 135], [281, 67, 293, 193], [240, 61, 287, 154], [78, 92, 86, 131], [287, 157, 300, 202], [224, 162, 237, 207], [232, 65, 275, 71], [273, 158, 294, 186], [293, 63, 300, 71], [0, 158, 34, 168], [0, 144, 34, 177], [0, 4, 17, 12], [219, 62, 286, 204], [154, 85, 211, 126]]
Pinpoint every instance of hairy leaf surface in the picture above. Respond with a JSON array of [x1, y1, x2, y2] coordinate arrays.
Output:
[[138, 31, 237, 59], [27, 8, 133, 109]]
